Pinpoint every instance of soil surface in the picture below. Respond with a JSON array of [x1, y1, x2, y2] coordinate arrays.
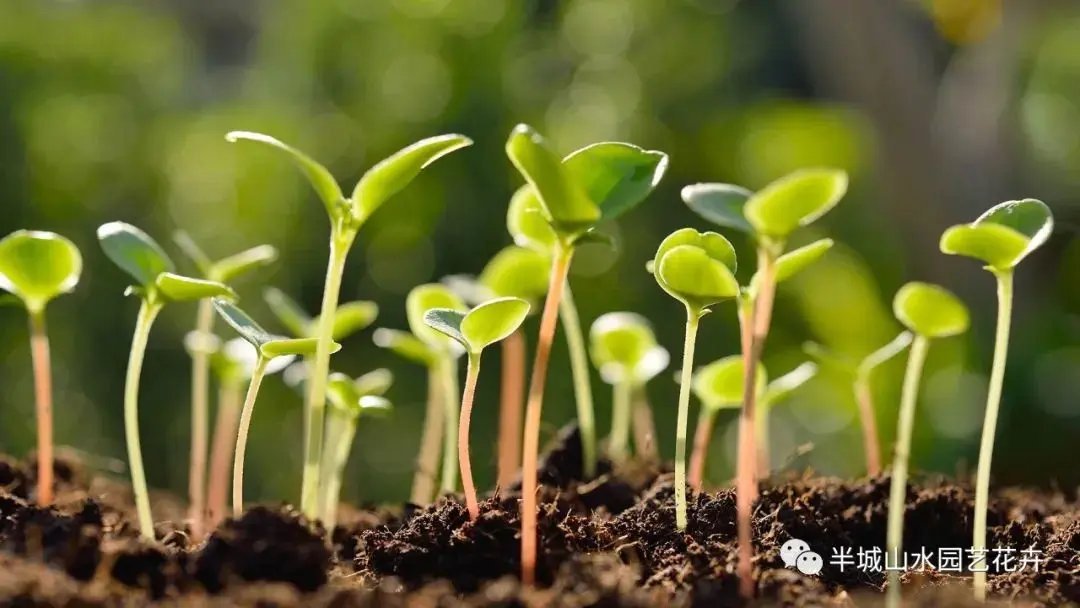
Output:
[[1, 425, 1077, 606]]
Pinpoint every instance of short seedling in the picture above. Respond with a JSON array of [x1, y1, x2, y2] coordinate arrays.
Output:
[[173, 231, 278, 538], [422, 297, 531, 519], [210, 298, 340, 516], [939, 198, 1053, 601], [885, 282, 969, 606], [689, 355, 765, 491], [227, 130, 471, 518], [650, 228, 740, 530], [98, 222, 236, 539], [0, 231, 82, 506], [505, 124, 668, 585]]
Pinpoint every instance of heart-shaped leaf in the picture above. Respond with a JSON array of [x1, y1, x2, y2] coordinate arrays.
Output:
[[857, 331, 914, 376], [562, 142, 669, 221], [351, 134, 473, 223], [213, 297, 341, 360], [0, 230, 82, 313], [226, 131, 344, 219], [373, 328, 436, 366], [316, 300, 379, 341], [478, 246, 550, 303], [460, 297, 531, 352], [681, 183, 755, 234], [893, 282, 970, 339], [505, 124, 600, 235], [172, 231, 213, 276], [744, 169, 848, 240], [210, 245, 279, 283], [155, 273, 237, 303], [748, 238, 834, 296], [762, 362, 818, 408], [589, 312, 657, 374], [692, 355, 767, 411], [263, 287, 313, 338], [355, 368, 393, 396], [407, 284, 467, 353], [652, 229, 740, 311], [98, 222, 175, 287], [507, 185, 559, 254], [940, 199, 1053, 272], [652, 228, 738, 275]]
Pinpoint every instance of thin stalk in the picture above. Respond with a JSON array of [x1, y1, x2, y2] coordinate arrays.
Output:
[[674, 309, 701, 530], [688, 406, 716, 492], [631, 386, 658, 462], [124, 298, 164, 540], [321, 412, 357, 532], [886, 334, 930, 607], [460, 352, 482, 519], [301, 230, 354, 518], [188, 298, 214, 539], [207, 378, 243, 528], [558, 284, 597, 478], [756, 404, 770, 476], [28, 310, 54, 506], [520, 245, 573, 587], [497, 330, 526, 489], [853, 375, 882, 476], [608, 379, 632, 463], [410, 365, 444, 504], [233, 357, 270, 516], [972, 270, 1013, 602], [438, 355, 461, 495]]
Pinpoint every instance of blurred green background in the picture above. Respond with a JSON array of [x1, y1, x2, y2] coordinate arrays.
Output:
[[2, 0, 1080, 507]]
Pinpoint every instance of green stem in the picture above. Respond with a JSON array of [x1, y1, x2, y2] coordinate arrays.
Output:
[[755, 401, 770, 476], [609, 379, 632, 463], [886, 334, 930, 607], [558, 284, 596, 478], [410, 365, 443, 504], [188, 298, 215, 538], [439, 354, 461, 494], [233, 356, 270, 517], [320, 411, 357, 532], [124, 298, 164, 540], [461, 352, 482, 519], [301, 229, 355, 518], [972, 270, 1013, 602], [675, 308, 701, 531]]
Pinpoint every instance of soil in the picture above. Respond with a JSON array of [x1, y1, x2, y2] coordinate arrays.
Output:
[[1, 424, 1077, 607]]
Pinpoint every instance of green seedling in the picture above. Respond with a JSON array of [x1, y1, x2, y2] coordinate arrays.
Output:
[[886, 282, 969, 606], [0, 230, 82, 507], [756, 362, 818, 474], [227, 130, 471, 518], [683, 169, 847, 598], [505, 123, 668, 586], [98, 222, 236, 540], [688, 355, 765, 491], [650, 227, 740, 530], [173, 231, 277, 539], [423, 297, 530, 519], [939, 198, 1052, 601], [264, 286, 379, 343], [210, 298, 340, 516], [803, 331, 914, 476]]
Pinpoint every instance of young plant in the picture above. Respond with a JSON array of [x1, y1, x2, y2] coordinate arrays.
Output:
[[227, 130, 471, 518], [0, 231, 82, 506], [210, 298, 340, 516], [263, 286, 379, 344], [683, 169, 847, 597], [939, 198, 1053, 601], [506, 124, 668, 585], [650, 228, 740, 530], [688, 355, 765, 491], [886, 282, 969, 605], [423, 297, 531, 519], [173, 231, 278, 538], [756, 362, 817, 474], [98, 222, 236, 540]]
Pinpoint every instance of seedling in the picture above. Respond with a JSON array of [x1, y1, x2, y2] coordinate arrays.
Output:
[[939, 198, 1053, 601], [227, 129, 471, 518], [0, 231, 82, 506], [683, 169, 847, 597], [885, 282, 969, 605], [423, 297, 530, 519], [98, 222, 236, 539], [210, 298, 340, 516], [173, 231, 278, 538], [264, 286, 379, 343], [688, 355, 765, 491], [650, 227, 740, 530]]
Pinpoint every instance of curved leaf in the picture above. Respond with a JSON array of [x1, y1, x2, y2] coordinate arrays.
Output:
[[212, 297, 276, 348], [692, 355, 767, 411], [857, 331, 914, 376], [744, 168, 848, 240], [355, 368, 394, 396], [653, 228, 737, 275], [98, 222, 175, 287], [261, 336, 336, 359], [562, 142, 669, 221], [749, 238, 834, 296], [320, 300, 379, 340], [762, 362, 818, 408], [0, 230, 82, 313], [226, 131, 344, 219], [505, 124, 599, 234], [422, 308, 468, 350], [589, 311, 657, 371], [940, 199, 1052, 271], [172, 230, 213, 276], [210, 244, 279, 283], [326, 372, 362, 414], [893, 282, 970, 339], [155, 273, 236, 303], [406, 283, 467, 352], [654, 233, 740, 310], [681, 183, 754, 234], [263, 287, 313, 338], [460, 297, 531, 351], [507, 185, 559, 254], [478, 246, 550, 303], [373, 328, 436, 366]]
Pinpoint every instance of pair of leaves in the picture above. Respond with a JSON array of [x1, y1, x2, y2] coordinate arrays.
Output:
[[0, 230, 82, 314], [173, 231, 278, 284], [423, 297, 531, 355], [940, 199, 1053, 273], [589, 312, 670, 385], [652, 228, 740, 311], [212, 298, 341, 361], [893, 282, 970, 339], [442, 246, 551, 309], [691, 356, 818, 412], [263, 287, 378, 342], [745, 237, 834, 298], [184, 332, 294, 382], [326, 371, 393, 418]]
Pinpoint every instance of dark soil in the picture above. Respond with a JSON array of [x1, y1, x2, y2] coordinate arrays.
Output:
[[1, 424, 1078, 606]]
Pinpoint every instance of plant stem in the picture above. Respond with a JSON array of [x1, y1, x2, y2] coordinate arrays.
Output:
[[674, 309, 701, 530], [608, 379, 632, 463], [438, 354, 461, 495], [853, 375, 882, 476], [497, 330, 525, 489], [187, 298, 214, 539], [972, 270, 1013, 602], [558, 283, 597, 478], [886, 334, 930, 607], [410, 365, 443, 505], [755, 403, 770, 476], [124, 298, 164, 540], [688, 406, 715, 492], [28, 309, 53, 506], [320, 412, 357, 532], [233, 357, 270, 517], [301, 230, 354, 519], [520, 245, 573, 587], [207, 377, 242, 528], [460, 352, 482, 520], [631, 386, 658, 462]]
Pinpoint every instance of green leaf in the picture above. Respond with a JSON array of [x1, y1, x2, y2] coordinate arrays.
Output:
[[0, 230, 82, 313], [407, 283, 467, 352], [634, 346, 670, 385], [358, 395, 394, 417], [318, 300, 379, 340], [355, 368, 393, 397], [422, 308, 468, 350], [326, 372, 362, 414], [507, 186, 558, 254], [681, 183, 754, 234], [744, 168, 848, 240], [261, 337, 330, 359], [155, 273, 237, 303], [762, 362, 818, 408], [748, 238, 834, 296], [652, 229, 740, 310], [172, 231, 213, 276], [373, 328, 436, 366], [857, 331, 914, 377], [691, 355, 767, 411], [478, 246, 550, 303], [939, 199, 1053, 272], [210, 245, 279, 283], [505, 124, 599, 234], [212, 297, 340, 359], [226, 131, 345, 219], [460, 297, 531, 352], [562, 142, 668, 221], [589, 312, 657, 371], [892, 282, 970, 339], [351, 134, 473, 223], [98, 222, 175, 287], [652, 228, 737, 275], [263, 287, 313, 338]]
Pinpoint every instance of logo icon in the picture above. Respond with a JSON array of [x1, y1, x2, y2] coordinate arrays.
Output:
[[781, 538, 823, 575]]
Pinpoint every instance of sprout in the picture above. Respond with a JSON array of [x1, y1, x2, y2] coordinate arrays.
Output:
[[0, 230, 81, 507], [506, 124, 668, 586], [650, 228, 740, 530], [939, 198, 1052, 601], [98, 222, 236, 540], [886, 282, 969, 606], [173, 231, 277, 539], [227, 130, 471, 519], [689, 356, 765, 491], [210, 298, 340, 516], [423, 297, 531, 519]]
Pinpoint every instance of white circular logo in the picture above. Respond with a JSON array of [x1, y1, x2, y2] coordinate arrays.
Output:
[[780, 537, 823, 575]]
